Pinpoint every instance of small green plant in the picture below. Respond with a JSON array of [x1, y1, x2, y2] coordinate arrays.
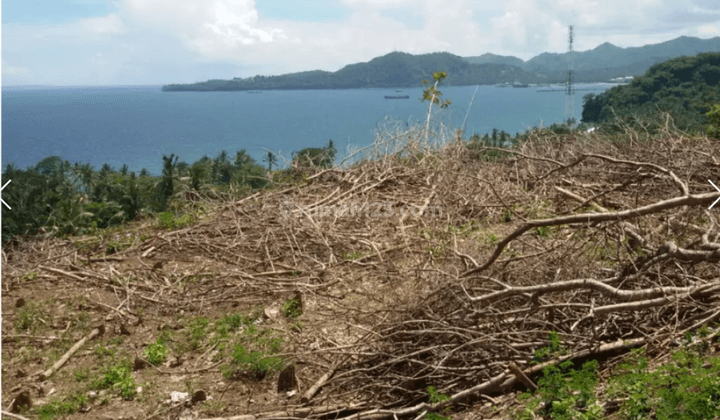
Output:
[[157, 211, 195, 230], [215, 312, 256, 340], [144, 338, 168, 366], [258, 336, 284, 354], [92, 361, 137, 400], [342, 250, 364, 260], [105, 238, 132, 254], [20, 271, 38, 282], [482, 233, 499, 247], [427, 385, 450, 403], [14, 302, 48, 332], [93, 345, 115, 359], [188, 316, 210, 350], [517, 359, 601, 420], [199, 399, 227, 416], [425, 386, 452, 420], [533, 331, 564, 363], [73, 367, 90, 382], [427, 243, 447, 258], [525, 200, 552, 220], [502, 208, 513, 223], [108, 335, 125, 346], [534, 226, 550, 237], [282, 298, 302, 319], [224, 345, 284, 379]]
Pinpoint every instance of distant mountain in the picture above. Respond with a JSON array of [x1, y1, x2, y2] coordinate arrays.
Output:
[[163, 52, 541, 91], [464, 35, 720, 83], [163, 36, 720, 91]]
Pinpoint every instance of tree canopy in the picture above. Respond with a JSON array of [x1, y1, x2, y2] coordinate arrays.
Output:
[[581, 52, 720, 132]]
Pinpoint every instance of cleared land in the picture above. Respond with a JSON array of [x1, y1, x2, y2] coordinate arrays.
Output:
[[2, 122, 720, 420]]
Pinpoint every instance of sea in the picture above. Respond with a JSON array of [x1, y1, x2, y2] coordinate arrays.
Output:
[[1, 84, 617, 175]]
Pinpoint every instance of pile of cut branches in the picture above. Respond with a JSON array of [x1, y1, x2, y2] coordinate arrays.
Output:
[[314, 130, 720, 417]]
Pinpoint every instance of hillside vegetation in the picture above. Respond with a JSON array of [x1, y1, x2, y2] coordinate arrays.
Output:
[[581, 52, 720, 132]]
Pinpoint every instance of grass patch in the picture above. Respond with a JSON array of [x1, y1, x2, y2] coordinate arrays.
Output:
[[224, 345, 285, 380], [14, 301, 49, 333], [221, 312, 286, 380], [34, 393, 88, 420]]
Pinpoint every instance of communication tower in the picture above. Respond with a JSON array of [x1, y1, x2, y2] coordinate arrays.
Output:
[[565, 25, 575, 124]]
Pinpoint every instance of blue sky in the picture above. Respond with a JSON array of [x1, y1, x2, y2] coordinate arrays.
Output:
[[2, 0, 719, 86]]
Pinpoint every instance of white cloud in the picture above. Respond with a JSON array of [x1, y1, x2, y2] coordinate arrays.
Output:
[[78, 13, 126, 34], [119, 0, 287, 56], [339, 0, 417, 9], [2, 61, 30, 77], [3, 0, 719, 85]]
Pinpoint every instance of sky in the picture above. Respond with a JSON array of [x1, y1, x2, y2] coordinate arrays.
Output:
[[2, 0, 719, 86]]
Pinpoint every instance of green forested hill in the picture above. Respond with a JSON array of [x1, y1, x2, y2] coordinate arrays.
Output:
[[162, 52, 540, 91], [581, 52, 720, 131]]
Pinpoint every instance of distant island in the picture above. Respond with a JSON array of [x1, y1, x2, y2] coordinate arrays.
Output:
[[162, 35, 720, 92]]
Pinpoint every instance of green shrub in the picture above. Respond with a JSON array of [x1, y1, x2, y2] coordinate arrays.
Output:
[[157, 211, 195, 230], [92, 361, 136, 400], [224, 345, 284, 379], [144, 338, 168, 366]]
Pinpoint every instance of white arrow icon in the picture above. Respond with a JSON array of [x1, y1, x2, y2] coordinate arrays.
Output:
[[710, 180, 720, 210], [0, 180, 10, 210]]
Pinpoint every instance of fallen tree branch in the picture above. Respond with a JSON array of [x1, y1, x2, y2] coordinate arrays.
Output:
[[301, 360, 341, 404], [34, 325, 105, 381], [469, 277, 718, 306], [463, 191, 720, 276]]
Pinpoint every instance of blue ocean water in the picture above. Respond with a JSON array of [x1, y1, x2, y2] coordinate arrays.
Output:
[[1, 84, 614, 174]]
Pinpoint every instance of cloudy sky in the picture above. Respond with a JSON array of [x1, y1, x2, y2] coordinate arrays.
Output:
[[2, 0, 719, 86]]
